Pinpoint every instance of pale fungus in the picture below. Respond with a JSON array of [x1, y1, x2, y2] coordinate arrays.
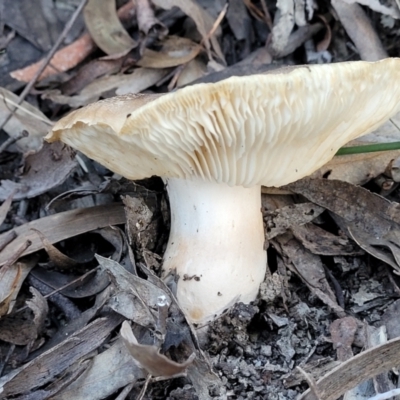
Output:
[[46, 59, 400, 324]]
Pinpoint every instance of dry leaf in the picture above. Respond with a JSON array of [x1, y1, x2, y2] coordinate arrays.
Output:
[[123, 195, 157, 251], [291, 223, 363, 256], [312, 148, 400, 185], [0, 204, 126, 266], [274, 232, 346, 317], [0, 314, 122, 397], [120, 321, 195, 377], [0, 87, 52, 153], [84, 0, 137, 55], [177, 58, 207, 87], [331, 0, 387, 61], [342, 0, 400, 18], [31, 228, 78, 269], [152, 0, 225, 62], [0, 142, 77, 201], [97, 255, 169, 306], [138, 36, 201, 68], [0, 190, 15, 227], [43, 68, 168, 107], [0, 257, 36, 316], [270, 0, 295, 55], [300, 334, 400, 400], [136, 0, 168, 38], [286, 179, 400, 273], [262, 201, 325, 239], [31, 267, 109, 299], [57, 339, 145, 400], [0, 287, 48, 346]]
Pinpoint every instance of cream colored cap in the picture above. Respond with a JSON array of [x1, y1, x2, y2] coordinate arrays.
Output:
[[46, 59, 400, 187]]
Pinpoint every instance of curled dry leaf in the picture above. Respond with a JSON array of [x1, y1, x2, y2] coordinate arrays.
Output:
[[84, 0, 137, 55], [0, 286, 48, 346], [10, 35, 96, 83], [0, 204, 126, 267], [136, 0, 168, 38], [30, 228, 78, 269], [43, 67, 168, 107], [0, 257, 37, 317], [286, 179, 400, 274], [138, 36, 201, 68], [0, 87, 52, 153], [152, 0, 225, 62], [0, 314, 122, 397], [299, 336, 400, 400], [273, 232, 345, 317], [120, 321, 195, 377], [56, 339, 145, 400], [97, 255, 170, 328], [10, 2, 137, 83], [0, 142, 78, 201]]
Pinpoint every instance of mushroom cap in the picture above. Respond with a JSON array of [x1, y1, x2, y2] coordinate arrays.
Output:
[[46, 59, 400, 187]]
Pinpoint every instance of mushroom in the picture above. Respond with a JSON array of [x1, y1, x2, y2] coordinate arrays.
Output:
[[46, 58, 400, 325]]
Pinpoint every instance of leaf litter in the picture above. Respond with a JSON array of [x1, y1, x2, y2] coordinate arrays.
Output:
[[2, 1, 400, 399]]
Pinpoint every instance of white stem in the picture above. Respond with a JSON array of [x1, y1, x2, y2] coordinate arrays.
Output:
[[162, 178, 267, 324]]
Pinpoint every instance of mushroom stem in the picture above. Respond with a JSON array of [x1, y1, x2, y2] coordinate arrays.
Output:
[[162, 178, 267, 324]]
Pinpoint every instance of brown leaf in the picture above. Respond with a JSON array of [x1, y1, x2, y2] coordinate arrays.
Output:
[[0, 204, 126, 267], [120, 321, 195, 377], [84, 0, 137, 55], [138, 36, 201, 68], [31, 228, 78, 269]]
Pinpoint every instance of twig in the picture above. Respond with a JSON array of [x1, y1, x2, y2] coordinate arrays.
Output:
[[297, 366, 322, 400], [14, 266, 100, 314], [0, 130, 29, 153], [114, 382, 134, 400], [136, 374, 152, 400], [0, 0, 88, 131]]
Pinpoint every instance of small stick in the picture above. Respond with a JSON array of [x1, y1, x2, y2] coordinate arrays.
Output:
[[297, 366, 322, 400], [0, 0, 88, 131], [0, 130, 29, 153]]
